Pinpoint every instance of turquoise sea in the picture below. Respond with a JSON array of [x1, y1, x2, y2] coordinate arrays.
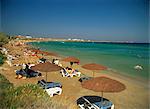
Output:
[[30, 41, 149, 80]]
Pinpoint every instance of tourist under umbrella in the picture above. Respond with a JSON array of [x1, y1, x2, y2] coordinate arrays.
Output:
[[62, 56, 80, 68], [81, 76, 126, 108], [31, 62, 62, 81], [82, 63, 107, 77]]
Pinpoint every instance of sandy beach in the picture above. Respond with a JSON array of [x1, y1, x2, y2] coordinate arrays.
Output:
[[0, 39, 149, 109]]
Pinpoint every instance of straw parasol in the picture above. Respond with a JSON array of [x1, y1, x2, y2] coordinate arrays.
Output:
[[31, 62, 62, 81], [82, 63, 107, 77], [81, 76, 126, 105], [62, 56, 80, 68], [44, 52, 58, 56], [31, 49, 58, 56]]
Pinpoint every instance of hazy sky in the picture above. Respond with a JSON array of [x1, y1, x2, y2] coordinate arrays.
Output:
[[1, 0, 149, 42]]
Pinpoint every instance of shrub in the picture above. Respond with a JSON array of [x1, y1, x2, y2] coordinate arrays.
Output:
[[0, 74, 69, 109], [0, 52, 6, 65], [0, 32, 9, 47]]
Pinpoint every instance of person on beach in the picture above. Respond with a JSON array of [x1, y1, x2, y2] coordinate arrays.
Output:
[[16, 63, 30, 79], [52, 59, 59, 65], [16, 63, 41, 79]]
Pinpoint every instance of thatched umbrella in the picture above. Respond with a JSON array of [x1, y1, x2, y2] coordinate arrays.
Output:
[[44, 52, 58, 56], [82, 63, 107, 77], [62, 56, 80, 68], [31, 49, 58, 56], [31, 62, 62, 81], [81, 76, 126, 106]]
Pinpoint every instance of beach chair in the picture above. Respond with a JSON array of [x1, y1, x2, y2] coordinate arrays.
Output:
[[52, 59, 60, 65], [16, 69, 27, 77], [37, 79, 62, 89], [45, 87, 62, 97], [37, 79, 62, 97], [72, 70, 81, 77], [60, 68, 81, 77], [60, 68, 70, 77], [27, 69, 41, 77], [38, 58, 47, 63], [78, 76, 92, 82], [77, 96, 114, 109], [16, 69, 41, 78]]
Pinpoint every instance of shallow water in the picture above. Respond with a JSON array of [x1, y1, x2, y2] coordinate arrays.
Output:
[[30, 41, 149, 80]]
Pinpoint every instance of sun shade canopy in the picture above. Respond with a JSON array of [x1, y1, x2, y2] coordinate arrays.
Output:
[[81, 76, 126, 92], [82, 63, 107, 71], [31, 62, 62, 72], [62, 56, 79, 63]]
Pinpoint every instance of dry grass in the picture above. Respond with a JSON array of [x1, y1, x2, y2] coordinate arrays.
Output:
[[0, 73, 75, 109]]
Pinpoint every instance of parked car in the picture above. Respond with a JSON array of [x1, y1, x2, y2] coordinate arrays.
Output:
[[78, 76, 92, 82], [77, 96, 114, 109], [38, 79, 62, 89]]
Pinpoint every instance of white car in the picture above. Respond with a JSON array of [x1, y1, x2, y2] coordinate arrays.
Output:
[[45, 87, 62, 97]]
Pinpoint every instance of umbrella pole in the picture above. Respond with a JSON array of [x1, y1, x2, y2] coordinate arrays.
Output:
[[46, 72, 47, 82], [101, 91, 103, 107], [45, 72, 47, 90], [93, 71, 94, 77], [70, 62, 73, 68]]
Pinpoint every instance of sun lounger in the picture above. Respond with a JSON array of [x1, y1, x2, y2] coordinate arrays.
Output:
[[16, 69, 27, 77], [38, 58, 47, 63], [78, 76, 92, 82], [37, 79, 62, 97], [52, 59, 59, 65], [60, 68, 69, 77], [45, 87, 62, 97], [77, 96, 114, 109], [16, 69, 41, 78], [60, 68, 81, 77], [37, 79, 62, 89], [72, 70, 81, 77]]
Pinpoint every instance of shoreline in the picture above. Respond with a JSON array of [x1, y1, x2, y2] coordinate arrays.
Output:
[[3, 39, 148, 85], [17, 37, 150, 44], [0, 39, 149, 109], [28, 40, 149, 82]]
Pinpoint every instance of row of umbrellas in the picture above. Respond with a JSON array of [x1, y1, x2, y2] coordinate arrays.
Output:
[[31, 56, 126, 104], [62, 56, 107, 77], [14, 47, 126, 100], [12, 49, 58, 65], [61, 56, 126, 107], [31, 49, 58, 57]]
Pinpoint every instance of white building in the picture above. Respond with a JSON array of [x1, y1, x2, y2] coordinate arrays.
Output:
[[25, 35, 32, 38]]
